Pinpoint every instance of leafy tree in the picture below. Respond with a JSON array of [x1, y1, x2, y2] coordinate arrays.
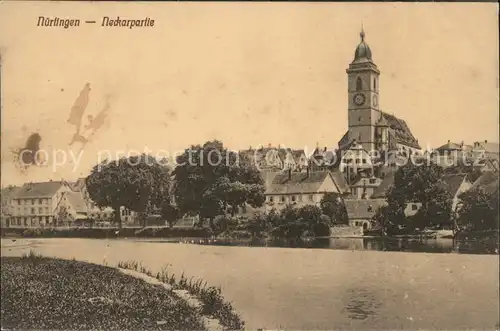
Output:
[[384, 162, 453, 230], [279, 205, 298, 226], [55, 206, 72, 227], [296, 205, 328, 237], [320, 192, 348, 224], [173, 140, 265, 228], [161, 203, 180, 228], [86, 154, 171, 229], [458, 186, 499, 231], [246, 212, 269, 238], [296, 205, 322, 225]]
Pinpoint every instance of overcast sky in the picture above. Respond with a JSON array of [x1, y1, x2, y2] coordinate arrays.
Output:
[[1, 2, 498, 185]]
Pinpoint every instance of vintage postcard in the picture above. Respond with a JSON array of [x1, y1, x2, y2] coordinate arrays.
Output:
[[0, 2, 498, 330]]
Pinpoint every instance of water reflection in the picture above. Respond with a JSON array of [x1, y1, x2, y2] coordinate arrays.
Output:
[[342, 287, 383, 321], [191, 237, 498, 255]]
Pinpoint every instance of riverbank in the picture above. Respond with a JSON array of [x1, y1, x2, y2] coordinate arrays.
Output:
[[2, 238, 498, 330], [0, 226, 213, 239], [1, 253, 208, 330]]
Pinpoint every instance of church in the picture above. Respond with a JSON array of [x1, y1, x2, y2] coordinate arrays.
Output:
[[337, 29, 421, 162]]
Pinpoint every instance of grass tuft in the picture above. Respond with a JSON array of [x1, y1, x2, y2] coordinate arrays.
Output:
[[117, 259, 245, 330]]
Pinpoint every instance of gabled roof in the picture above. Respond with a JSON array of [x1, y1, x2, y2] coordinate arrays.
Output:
[[344, 198, 387, 220], [472, 141, 499, 154], [239, 147, 306, 169], [330, 170, 350, 193], [471, 171, 499, 191], [265, 171, 341, 195], [338, 130, 353, 150], [66, 191, 87, 214], [370, 171, 396, 199], [1, 186, 22, 200], [482, 178, 499, 196], [436, 141, 463, 151], [309, 148, 340, 168], [13, 181, 65, 199], [438, 174, 468, 197], [290, 150, 307, 162]]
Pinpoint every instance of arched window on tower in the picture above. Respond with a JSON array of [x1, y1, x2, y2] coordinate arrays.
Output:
[[356, 77, 362, 91], [373, 78, 377, 90]]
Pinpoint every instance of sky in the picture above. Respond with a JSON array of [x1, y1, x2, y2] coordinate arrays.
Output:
[[0, 2, 498, 186]]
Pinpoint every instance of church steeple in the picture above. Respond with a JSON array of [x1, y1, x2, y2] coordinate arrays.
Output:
[[353, 27, 373, 63], [346, 28, 381, 152]]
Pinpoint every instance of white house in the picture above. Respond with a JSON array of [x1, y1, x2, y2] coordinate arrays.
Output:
[[263, 169, 349, 213]]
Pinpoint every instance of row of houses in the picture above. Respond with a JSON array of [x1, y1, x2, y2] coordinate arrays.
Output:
[[1, 139, 498, 229], [1, 179, 137, 228]]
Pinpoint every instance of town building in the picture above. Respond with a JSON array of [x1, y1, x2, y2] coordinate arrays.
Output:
[[349, 176, 383, 199], [1, 186, 21, 227], [239, 146, 308, 172], [8, 181, 85, 227], [472, 140, 499, 161], [371, 172, 473, 220], [263, 169, 349, 213], [338, 29, 421, 163], [344, 198, 387, 230]]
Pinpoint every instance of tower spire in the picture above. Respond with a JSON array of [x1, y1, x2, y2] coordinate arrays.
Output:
[[360, 23, 365, 42]]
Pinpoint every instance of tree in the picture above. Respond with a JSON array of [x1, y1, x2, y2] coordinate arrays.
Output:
[[384, 162, 453, 230], [86, 154, 171, 229], [161, 203, 180, 228], [320, 192, 348, 224], [458, 186, 499, 231], [296, 205, 322, 225], [55, 206, 72, 227], [173, 140, 265, 228]]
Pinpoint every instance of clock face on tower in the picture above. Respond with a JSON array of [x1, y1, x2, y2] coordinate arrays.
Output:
[[353, 93, 365, 106]]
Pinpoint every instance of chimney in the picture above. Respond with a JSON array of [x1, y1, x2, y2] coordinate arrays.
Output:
[[485, 140, 488, 143], [448, 140, 450, 144], [323, 146, 327, 152], [268, 143, 272, 148]]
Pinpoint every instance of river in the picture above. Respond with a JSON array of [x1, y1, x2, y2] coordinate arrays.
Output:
[[1, 238, 498, 330]]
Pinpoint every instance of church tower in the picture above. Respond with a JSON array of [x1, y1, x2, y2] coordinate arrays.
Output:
[[346, 28, 380, 152]]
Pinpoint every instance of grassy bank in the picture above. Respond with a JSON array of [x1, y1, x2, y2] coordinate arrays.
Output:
[[117, 260, 245, 330], [1, 253, 209, 330]]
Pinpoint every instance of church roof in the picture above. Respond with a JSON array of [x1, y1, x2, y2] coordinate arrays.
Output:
[[380, 111, 420, 149], [337, 111, 420, 151]]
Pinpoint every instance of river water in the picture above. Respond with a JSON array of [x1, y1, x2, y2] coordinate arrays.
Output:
[[1, 238, 499, 330]]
